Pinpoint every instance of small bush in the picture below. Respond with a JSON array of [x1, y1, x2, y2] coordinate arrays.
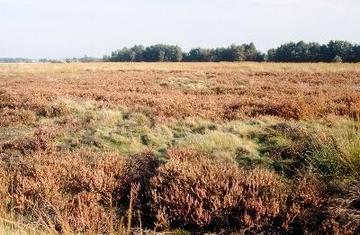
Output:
[[1, 127, 57, 156], [0, 108, 37, 127], [37, 101, 70, 118], [283, 175, 340, 234], [150, 149, 286, 231], [4, 150, 158, 233]]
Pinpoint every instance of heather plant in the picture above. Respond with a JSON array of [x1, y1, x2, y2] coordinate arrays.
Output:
[[150, 149, 286, 231], [3, 150, 158, 233]]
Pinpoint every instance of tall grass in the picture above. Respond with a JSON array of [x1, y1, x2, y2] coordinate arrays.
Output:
[[336, 122, 360, 179]]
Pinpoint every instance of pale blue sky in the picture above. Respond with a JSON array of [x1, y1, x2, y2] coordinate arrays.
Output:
[[0, 0, 359, 58]]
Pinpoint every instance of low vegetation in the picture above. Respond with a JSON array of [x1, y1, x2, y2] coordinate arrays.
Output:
[[0, 63, 359, 234]]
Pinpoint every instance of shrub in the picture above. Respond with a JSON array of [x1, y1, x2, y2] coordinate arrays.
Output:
[[150, 149, 286, 231], [4, 150, 158, 233], [0, 108, 37, 127], [1, 127, 57, 157], [283, 175, 339, 234], [37, 100, 70, 118]]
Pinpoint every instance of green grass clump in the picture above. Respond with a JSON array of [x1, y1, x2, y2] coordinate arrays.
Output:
[[335, 122, 360, 175], [309, 121, 360, 181], [254, 119, 360, 182], [177, 131, 257, 163]]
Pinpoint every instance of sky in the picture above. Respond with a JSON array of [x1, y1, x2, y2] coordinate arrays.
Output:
[[0, 0, 359, 59]]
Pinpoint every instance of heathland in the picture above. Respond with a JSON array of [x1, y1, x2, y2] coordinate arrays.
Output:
[[0, 62, 359, 234]]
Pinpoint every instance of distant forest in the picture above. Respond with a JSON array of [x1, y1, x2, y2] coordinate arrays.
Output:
[[105, 41, 360, 63], [1, 41, 360, 63]]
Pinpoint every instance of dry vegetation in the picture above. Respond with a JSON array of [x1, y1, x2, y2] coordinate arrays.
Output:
[[1, 62, 360, 122], [0, 62, 359, 234]]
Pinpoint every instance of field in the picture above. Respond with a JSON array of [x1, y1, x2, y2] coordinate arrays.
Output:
[[0, 62, 360, 234]]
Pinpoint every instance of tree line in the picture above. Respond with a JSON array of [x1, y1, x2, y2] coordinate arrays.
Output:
[[0, 58, 33, 63], [104, 43, 265, 62], [1, 40, 359, 63], [104, 40, 360, 63], [268, 41, 360, 62]]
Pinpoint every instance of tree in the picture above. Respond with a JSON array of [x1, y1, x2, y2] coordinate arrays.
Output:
[[244, 42, 258, 61], [131, 45, 145, 61], [158, 51, 165, 62], [326, 40, 353, 62], [332, 55, 343, 63], [228, 44, 246, 61], [267, 49, 277, 61], [142, 44, 183, 62], [186, 48, 213, 62], [307, 42, 322, 62], [351, 45, 360, 62]]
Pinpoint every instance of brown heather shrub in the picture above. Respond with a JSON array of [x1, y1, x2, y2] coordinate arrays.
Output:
[[0, 108, 37, 127], [0, 148, 358, 233], [282, 175, 331, 233], [0, 162, 9, 214], [37, 100, 71, 118], [3, 150, 158, 233], [327, 183, 360, 234], [0, 89, 70, 127], [0, 89, 48, 112], [1, 127, 57, 157], [279, 175, 359, 234], [257, 98, 312, 120], [333, 94, 360, 120], [150, 149, 286, 231]]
